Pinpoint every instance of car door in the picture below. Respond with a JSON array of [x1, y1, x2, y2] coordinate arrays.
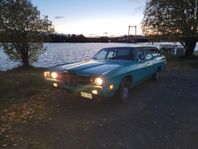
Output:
[[143, 48, 155, 77], [132, 48, 148, 84], [149, 47, 162, 72]]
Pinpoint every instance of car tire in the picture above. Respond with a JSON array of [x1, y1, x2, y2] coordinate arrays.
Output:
[[119, 78, 131, 103], [153, 69, 160, 81]]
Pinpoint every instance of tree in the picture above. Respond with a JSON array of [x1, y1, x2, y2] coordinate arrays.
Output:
[[142, 0, 198, 57], [0, 0, 54, 66]]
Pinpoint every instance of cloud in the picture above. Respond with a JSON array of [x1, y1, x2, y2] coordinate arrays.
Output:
[[54, 16, 64, 19]]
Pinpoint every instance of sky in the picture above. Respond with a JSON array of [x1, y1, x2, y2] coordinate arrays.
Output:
[[31, 0, 147, 37]]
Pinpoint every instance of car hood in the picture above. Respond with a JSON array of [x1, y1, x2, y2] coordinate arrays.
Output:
[[50, 59, 132, 76]]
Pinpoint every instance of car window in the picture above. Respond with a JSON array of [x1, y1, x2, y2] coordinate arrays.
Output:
[[145, 52, 152, 60], [94, 49, 108, 60], [136, 49, 145, 61], [116, 49, 133, 60], [94, 48, 134, 60], [144, 49, 153, 60], [107, 50, 116, 59], [150, 48, 161, 57]]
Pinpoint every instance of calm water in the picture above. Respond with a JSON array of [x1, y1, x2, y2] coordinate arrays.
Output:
[[0, 43, 136, 71], [0, 42, 198, 71]]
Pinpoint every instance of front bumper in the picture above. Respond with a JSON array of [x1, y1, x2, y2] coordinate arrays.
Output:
[[46, 79, 116, 98]]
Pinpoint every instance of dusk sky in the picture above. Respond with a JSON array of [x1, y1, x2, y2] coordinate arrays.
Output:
[[31, 0, 147, 36]]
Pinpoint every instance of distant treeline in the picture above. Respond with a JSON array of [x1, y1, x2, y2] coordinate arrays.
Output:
[[1, 32, 197, 43], [45, 34, 112, 43], [0, 32, 149, 43], [44, 34, 149, 43]]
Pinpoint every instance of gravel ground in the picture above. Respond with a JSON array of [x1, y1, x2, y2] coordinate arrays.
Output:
[[2, 70, 198, 149]]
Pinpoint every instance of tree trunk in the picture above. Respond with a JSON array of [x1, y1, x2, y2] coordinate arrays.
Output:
[[184, 38, 197, 57], [22, 55, 29, 67], [21, 48, 30, 67]]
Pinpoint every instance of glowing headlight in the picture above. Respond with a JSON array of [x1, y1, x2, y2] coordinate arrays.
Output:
[[95, 78, 103, 86], [51, 72, 58, 79], [44, 71, 50, 78], [109, 84, 114, 90]]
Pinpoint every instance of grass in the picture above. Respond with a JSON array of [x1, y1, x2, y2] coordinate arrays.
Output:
[[0, 68, 47, 104], [166, 54, 198, 70], [0, 68, 49, 147]]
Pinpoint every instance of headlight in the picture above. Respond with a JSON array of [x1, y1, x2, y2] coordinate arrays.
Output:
[[51, 72, 58, 79], [44, 71, 50, 78], [95, 77, 103, 86]]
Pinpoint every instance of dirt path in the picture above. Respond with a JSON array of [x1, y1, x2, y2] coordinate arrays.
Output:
[[2, 70, 198, 149]]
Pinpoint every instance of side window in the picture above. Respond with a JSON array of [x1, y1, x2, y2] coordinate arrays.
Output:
[[150, 48, 161, 57], [107, 50, 116, 59], [136, 49, 145, 61], [116, 49, 133, 60], [144, 49, 153, 60]]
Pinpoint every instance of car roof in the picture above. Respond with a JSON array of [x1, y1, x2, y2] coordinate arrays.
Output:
[[103, 45, 157, 49]]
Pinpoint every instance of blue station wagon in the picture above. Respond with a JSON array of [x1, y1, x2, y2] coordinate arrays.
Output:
[[44, 46, 166, 103]]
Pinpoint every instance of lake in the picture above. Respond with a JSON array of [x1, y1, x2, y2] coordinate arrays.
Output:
[[0, 43, 136, 71], [0, 42, 198, 71]]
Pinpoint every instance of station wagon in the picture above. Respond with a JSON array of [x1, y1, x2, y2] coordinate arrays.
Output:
[[44, 46, 166, 103]]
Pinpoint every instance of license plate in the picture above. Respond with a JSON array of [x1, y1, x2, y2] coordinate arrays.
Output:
[[81, 92, 92, 99]]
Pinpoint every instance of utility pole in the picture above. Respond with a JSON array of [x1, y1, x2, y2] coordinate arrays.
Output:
[[128, 25, 137, 42], [128, 25, 137, 36], [195, 0, 198, 20]]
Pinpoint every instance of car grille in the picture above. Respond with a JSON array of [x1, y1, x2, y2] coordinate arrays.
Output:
[[63, 73, 92, 86]]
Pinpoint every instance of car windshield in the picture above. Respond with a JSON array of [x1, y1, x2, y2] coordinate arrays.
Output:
[[93, 48, 134, 60]]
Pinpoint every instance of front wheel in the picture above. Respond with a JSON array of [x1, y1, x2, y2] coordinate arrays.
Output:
[[153, 69, 160, 81], [119, 79, 131, 103]]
